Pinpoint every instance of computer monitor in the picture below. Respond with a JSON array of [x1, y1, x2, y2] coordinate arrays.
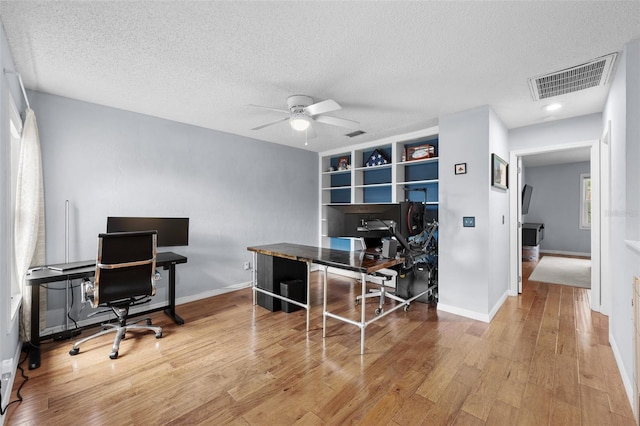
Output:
[[522, 184, 533, 215], [327, 203, 400, 239], [106, 217, 189, 247]]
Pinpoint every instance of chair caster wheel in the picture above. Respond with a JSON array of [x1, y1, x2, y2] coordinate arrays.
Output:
[[156, 332, 163, 338], [109, 351, 118, 360], [69, 348, 79, 356], [404, 304, 410, 312], [375, 307, 383, 315]]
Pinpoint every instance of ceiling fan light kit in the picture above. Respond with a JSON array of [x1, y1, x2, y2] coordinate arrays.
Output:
[[289, 110, 311, 131]]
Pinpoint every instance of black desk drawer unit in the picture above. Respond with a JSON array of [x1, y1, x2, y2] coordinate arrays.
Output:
[[522, 223, 544, 246], [280, 279, 306, 313], [256, 254, 307, 312]]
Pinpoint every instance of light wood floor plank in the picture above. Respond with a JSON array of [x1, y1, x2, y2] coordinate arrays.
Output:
[[5, 253, 634, 425]]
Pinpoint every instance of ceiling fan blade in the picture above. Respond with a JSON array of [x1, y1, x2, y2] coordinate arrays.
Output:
[[251, 117, 289, 130], [314, 115, 360, 130], [247, 104, 290, 114], [304, 99, 340, 116]]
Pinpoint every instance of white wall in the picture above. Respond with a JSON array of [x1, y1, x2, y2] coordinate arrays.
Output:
[[488, 109, 510, 314], [0, 22, 25, 424], [510, 113, 602, 152], [28, 91, 319, 328], [604, 37, 640, 414], [438, 105, 509, 321]]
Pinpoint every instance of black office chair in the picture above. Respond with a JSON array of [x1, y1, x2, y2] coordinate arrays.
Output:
[[69, 231, 163, 359]]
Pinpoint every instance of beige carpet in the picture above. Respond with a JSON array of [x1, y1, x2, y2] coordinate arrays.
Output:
[[528, 256, 591, 288]]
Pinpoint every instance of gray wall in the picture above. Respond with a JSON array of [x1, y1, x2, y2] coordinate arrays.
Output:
[[28, 91, 318, 327], [524, 161, 591, 254]]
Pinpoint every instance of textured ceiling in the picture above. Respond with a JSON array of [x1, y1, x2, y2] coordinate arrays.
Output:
[[1, 1, 639, 153]]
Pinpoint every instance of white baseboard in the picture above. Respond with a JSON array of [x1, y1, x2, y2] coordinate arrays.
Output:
[[489, 290, 509, 321], [42, 282, 254, 336], [539, 249, 591, 257], [175, 281, 252, 305], [610, 331, 636, 420], [1, 342, 22, 425], [437, 290, 509, 324], [437, 303, 490, 323]]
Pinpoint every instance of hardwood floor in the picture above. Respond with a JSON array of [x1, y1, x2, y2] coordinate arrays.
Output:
[[5, 258, 635, 425]]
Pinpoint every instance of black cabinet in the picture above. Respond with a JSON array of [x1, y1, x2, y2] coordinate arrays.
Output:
[[256, 254, 307, 312], [280, 279, 306, 313], [522, 223, 544, 246]]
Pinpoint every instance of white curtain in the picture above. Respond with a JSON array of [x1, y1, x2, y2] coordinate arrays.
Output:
[[14, 108, 46, 342]]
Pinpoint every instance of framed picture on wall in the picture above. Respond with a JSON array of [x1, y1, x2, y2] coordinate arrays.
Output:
[[491, 154, 508, 190]]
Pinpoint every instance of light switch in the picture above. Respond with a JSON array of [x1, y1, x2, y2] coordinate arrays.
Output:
[[463, 216, 475, 227]]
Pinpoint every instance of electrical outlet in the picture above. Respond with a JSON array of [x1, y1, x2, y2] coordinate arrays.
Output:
[[243, 261, 251, 270], [1, 358, 12, 381]]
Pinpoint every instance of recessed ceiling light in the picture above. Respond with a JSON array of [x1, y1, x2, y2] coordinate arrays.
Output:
[[543, 103, 562, 112]]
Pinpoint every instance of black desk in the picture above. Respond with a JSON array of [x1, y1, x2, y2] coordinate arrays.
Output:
[[247, 243, 405, 354], [25, 251, 187, 369]]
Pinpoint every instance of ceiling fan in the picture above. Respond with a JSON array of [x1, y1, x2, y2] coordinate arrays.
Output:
[[249, 95, 359, 135]]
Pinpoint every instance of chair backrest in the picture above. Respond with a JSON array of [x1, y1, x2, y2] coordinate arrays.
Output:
[[92, 231, 157, 306]]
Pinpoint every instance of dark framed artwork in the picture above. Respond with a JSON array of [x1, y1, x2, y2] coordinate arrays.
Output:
[[491, 154, 508, 190], [454, 163, 467, 175]]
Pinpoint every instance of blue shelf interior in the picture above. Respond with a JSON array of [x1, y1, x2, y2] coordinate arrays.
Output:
[[361, 146, 392, 203], [403, 182, 438, 203], [331, 187, 351, 203], [363, 186, 392, 203], [329, 155, 351, 204], [363, 167, 392, 185], [330, 172, 350, 187], [405, 161, 438, 181]]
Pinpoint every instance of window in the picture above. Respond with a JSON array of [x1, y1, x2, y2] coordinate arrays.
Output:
[[8, 92, 23, 321], [580, 173, 591, 229]]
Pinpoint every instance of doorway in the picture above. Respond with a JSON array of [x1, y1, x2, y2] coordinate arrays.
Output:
[[509, 138, 607, 314]]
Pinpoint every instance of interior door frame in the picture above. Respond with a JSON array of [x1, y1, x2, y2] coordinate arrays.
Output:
[[508, 139, 603, 312], [600, 121, 611, 316], [516, 156, 523, 294]]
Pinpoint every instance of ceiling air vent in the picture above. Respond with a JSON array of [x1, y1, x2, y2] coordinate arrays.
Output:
[[528, 53, 617, 101], [345, 130, 366, 138]]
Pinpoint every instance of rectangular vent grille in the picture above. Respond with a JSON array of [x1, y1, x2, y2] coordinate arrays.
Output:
[[528, 53, 617, 101], [345, 130, 366, 138]]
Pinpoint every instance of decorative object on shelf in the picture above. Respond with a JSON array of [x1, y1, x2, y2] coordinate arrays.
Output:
[[454, 163, 467, 175], [406, 144, 436, 161], [491, 154, 508, 190], [328, 166, 335, 172], [337, 156, 350, 171], [365, 149, 390, 167]]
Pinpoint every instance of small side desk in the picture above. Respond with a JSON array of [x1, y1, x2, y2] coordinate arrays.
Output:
[[25, 251, 187, 369], [247, 243, 404, 354]]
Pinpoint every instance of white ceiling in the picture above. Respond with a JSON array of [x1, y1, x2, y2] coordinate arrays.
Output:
[[1, 1, 639, 154], [521, 147, 591, 168]]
